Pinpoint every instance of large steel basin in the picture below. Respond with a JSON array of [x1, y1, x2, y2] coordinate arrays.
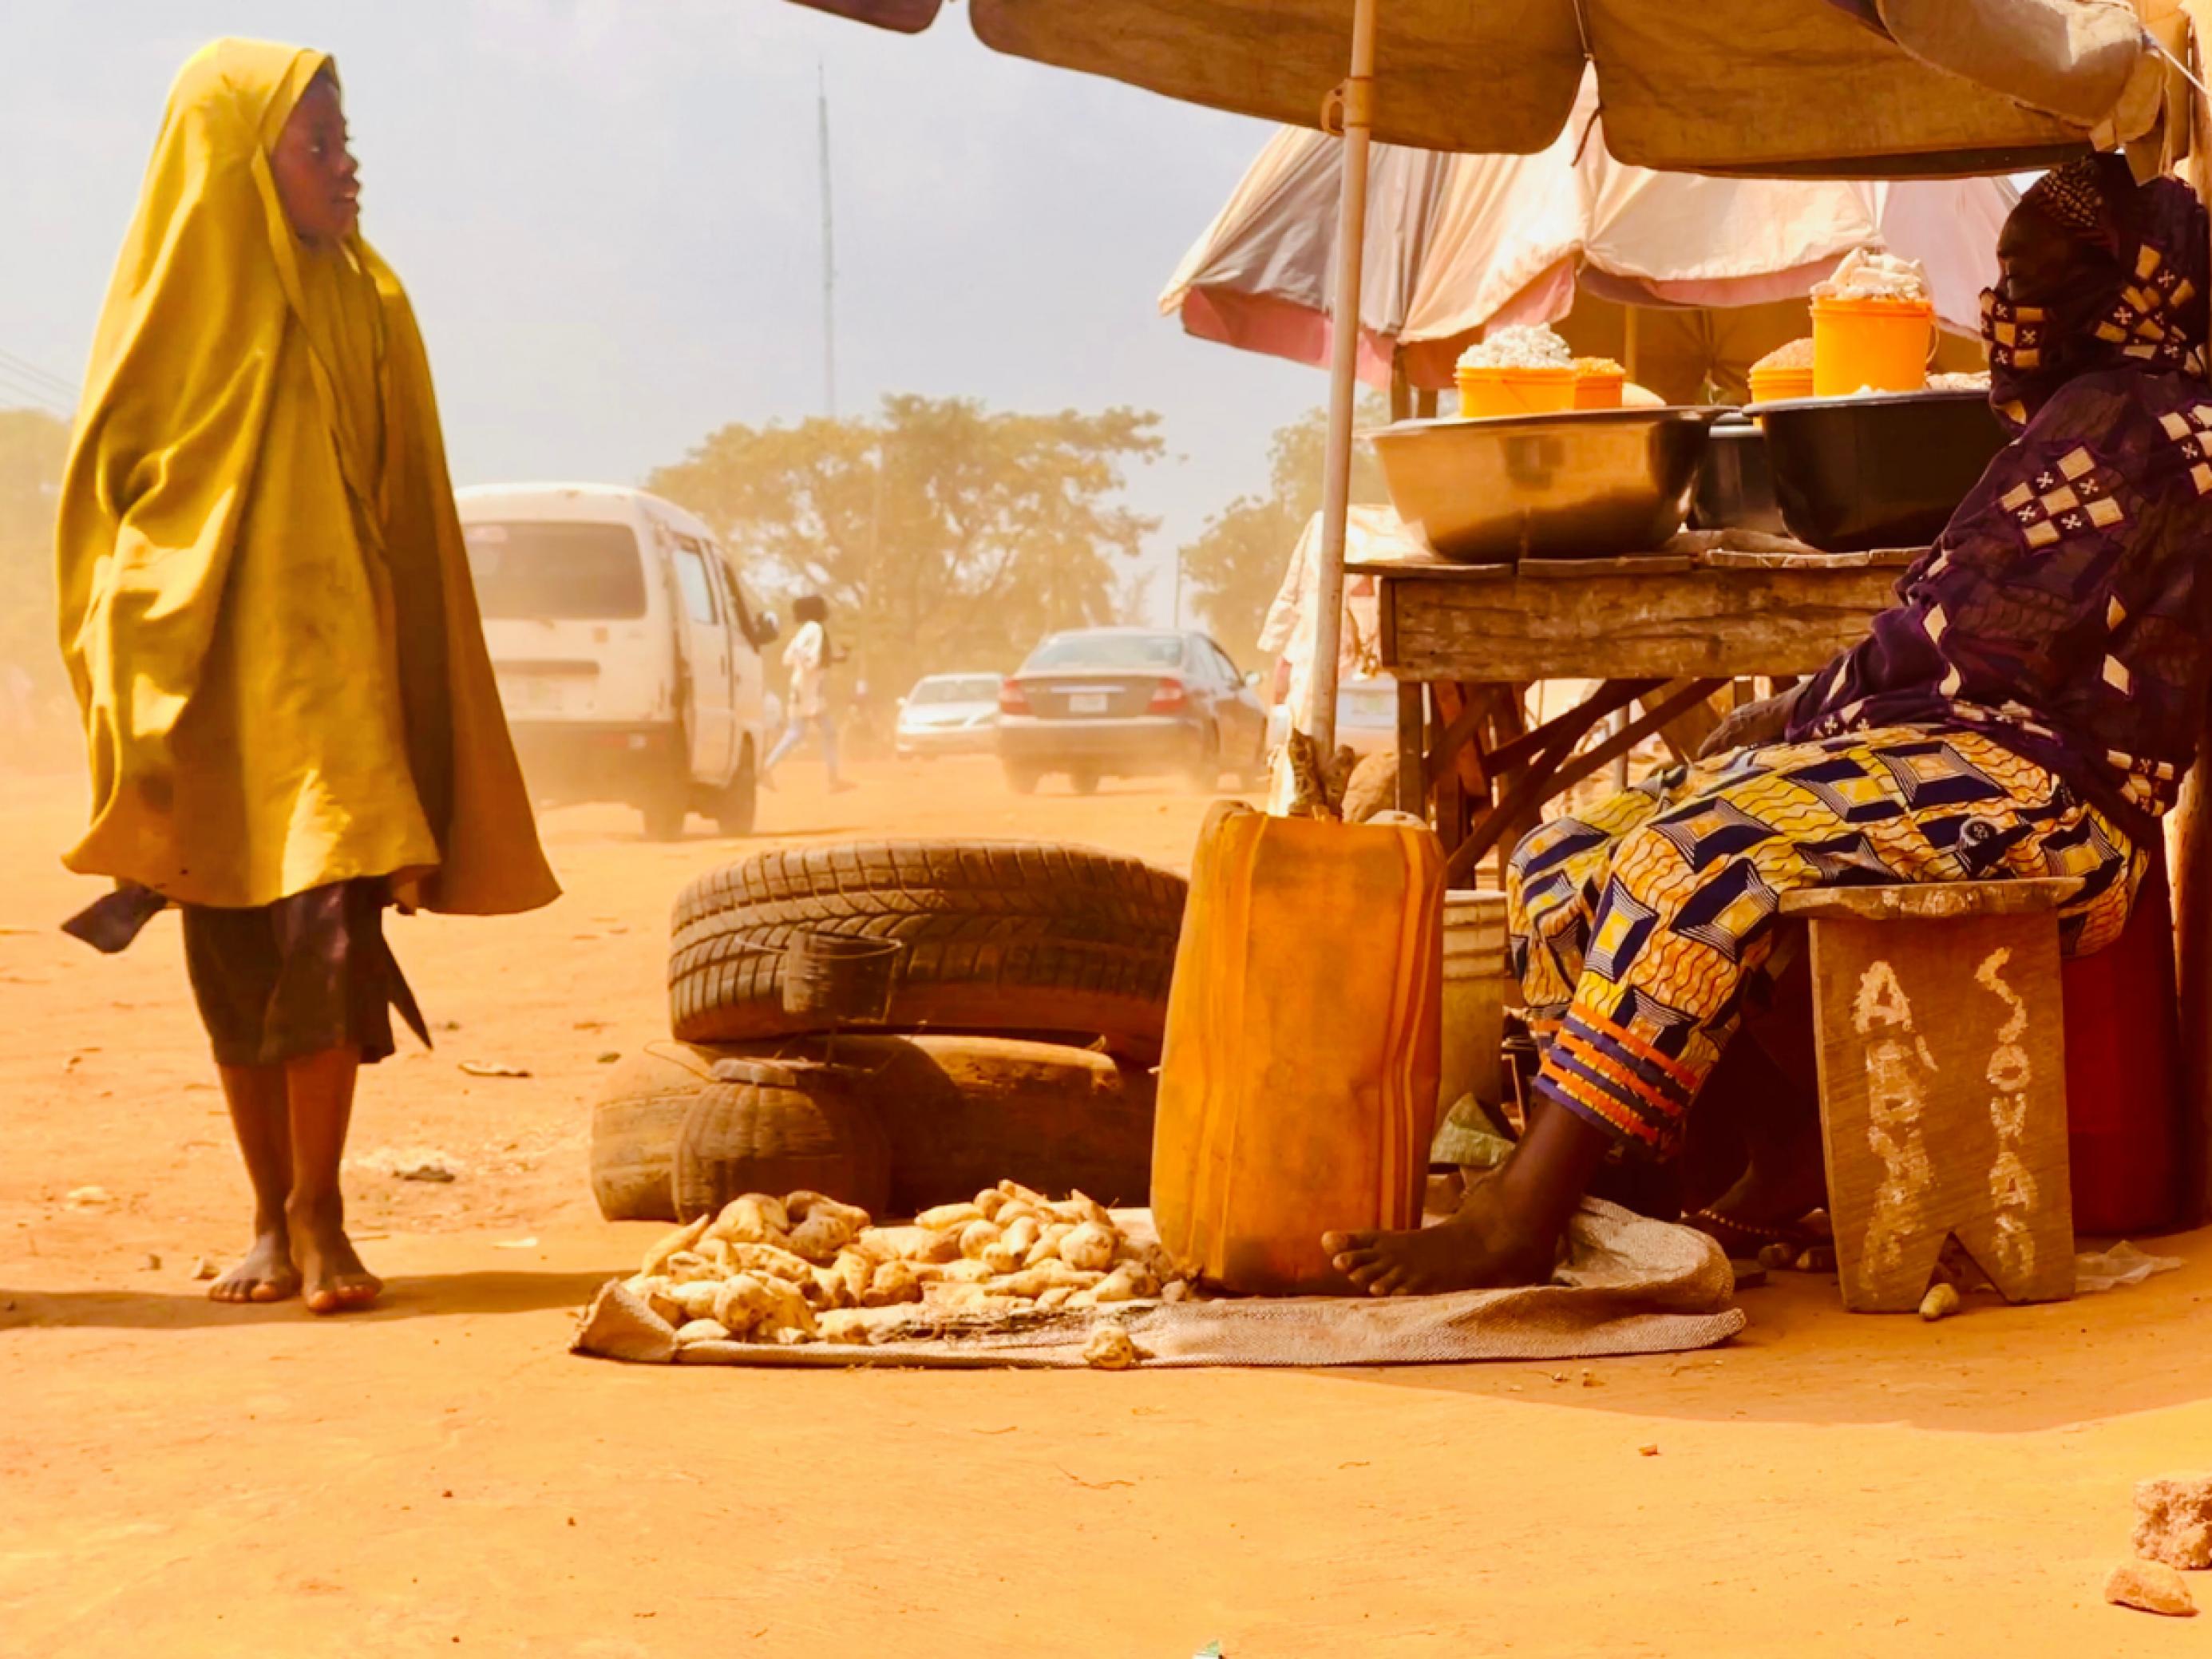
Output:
[[1369, 407, 1719, 563]]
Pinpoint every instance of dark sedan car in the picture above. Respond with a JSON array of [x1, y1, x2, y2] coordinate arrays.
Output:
[[996, 628, 1269, 794]]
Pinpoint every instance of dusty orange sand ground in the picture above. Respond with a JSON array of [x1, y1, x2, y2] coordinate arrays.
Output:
[[6, 757, 2212, 1657]]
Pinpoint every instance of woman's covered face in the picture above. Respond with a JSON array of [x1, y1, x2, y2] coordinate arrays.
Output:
[[271, 73, 359, 243], [1995, 206, 2080, 310]]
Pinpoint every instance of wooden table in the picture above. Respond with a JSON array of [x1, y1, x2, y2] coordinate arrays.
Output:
[[1355, 539, 1911, 885]]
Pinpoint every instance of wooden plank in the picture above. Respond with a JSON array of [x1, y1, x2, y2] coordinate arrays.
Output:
[[1444, 680, 1723, 882], [1446, 738, 1573, 885], [1541, 680, 1729, 807], [1383, 564, 1900, 681], [1432, 690, 1468, 861], [1486, 685, 1533, 893], [1649, 678, 1726, 763], [1699, 546, 1917, 572], [1518, 554, 1696, 578], [1346, 555, 1514, 580], [1780, 878, 2083, 924], [1395, 679, 1426, 816], [1423, 687, 1503, 788], [1482, 679, 1660, 775], [1806, 909, 2075, 1312]]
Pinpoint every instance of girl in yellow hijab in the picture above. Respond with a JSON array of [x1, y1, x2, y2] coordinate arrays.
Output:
[[56, 40, 558, 1313]]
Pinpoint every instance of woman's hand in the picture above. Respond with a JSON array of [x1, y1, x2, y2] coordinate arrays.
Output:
[[1697, 685, 1803, 761]]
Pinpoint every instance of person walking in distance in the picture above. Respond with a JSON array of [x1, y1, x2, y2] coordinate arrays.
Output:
[[764, 594, 853, 792]]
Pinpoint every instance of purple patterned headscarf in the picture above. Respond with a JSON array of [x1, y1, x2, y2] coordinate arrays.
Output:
[[1982, 155, 2210, 430]]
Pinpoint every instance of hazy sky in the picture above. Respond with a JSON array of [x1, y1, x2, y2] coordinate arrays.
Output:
[[0, 1, 1325, 619]]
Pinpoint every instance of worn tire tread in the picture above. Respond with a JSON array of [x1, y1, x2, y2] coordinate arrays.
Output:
[[667, 840, 1185, 1057]]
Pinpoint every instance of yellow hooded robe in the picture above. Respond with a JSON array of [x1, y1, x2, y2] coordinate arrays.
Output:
[[56, 38, 557, 917]]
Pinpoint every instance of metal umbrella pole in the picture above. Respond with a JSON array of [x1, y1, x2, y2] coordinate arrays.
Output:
[[1300, 0, 1378, 766]]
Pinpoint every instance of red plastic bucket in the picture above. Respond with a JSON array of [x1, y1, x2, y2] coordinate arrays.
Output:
[[2060, 845, 2182, 1234]]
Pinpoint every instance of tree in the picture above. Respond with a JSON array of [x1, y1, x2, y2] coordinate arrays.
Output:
[[647, 394, 1162, 707], [1177, 400, 1388, 671]]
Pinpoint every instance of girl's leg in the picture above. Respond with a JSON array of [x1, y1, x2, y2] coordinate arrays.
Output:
[[819, 714, 850, 790], [208, 1062, 300, 1303], [284, 1045, 382, 1314], [764, 718, 805, 774]]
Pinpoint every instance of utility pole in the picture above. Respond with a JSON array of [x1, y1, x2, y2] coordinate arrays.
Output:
[[817, 63, 837, 419]]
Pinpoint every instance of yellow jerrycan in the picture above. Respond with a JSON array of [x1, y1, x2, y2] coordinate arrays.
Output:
[[1151, 802, 1444, 1295]]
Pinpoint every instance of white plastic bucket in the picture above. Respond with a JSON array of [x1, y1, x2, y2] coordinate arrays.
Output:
[[1438, 889, 1512, 1130]]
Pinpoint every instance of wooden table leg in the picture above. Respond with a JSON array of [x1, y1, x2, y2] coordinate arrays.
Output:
[[1396, 679, 1426, 816], [1489, 684, 1532, 891], [1426, 681, 1514, 857]]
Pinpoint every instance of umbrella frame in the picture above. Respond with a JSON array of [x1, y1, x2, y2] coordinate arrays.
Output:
[[1304, 0, 1378, 758]]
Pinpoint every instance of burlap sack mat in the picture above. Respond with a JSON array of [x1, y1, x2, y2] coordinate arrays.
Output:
[[573, 1199, 1747, 1369]]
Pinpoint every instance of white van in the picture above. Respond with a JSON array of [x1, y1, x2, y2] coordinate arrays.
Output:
[[456, 483, 776, 840]]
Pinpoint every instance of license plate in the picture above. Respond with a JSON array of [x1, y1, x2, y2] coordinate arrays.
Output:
[[501, 676, 564, 712], [1068, 691, 1110, 715]]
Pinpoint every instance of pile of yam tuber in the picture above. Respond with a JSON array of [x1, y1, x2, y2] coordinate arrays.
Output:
[[623, 1181, 1192, 1348]]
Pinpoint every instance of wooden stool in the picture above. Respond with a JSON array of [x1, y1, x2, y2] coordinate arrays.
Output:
[[1779, 879, 2079, 1313]]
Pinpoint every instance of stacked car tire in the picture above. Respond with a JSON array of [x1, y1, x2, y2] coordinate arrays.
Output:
[[591, 840, 1187, 1223]]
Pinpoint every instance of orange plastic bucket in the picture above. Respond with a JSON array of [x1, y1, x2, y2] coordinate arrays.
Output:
[[1810, 295, 1935, 396], [1747, 362, 1816, 405], [1455, 364, 1577, 418], [1572, 364, 1625, 409]]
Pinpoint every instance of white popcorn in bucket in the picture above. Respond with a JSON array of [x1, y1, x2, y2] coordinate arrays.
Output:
[[1456, 324, 1574, 370], [1814, 247, 1931, 304]]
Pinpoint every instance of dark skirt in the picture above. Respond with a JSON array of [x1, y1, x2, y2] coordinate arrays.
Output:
[[66, 877, 427, 1067]]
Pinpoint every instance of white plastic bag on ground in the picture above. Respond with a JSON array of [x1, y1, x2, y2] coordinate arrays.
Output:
[[2075, 1241, 2183, 1295]]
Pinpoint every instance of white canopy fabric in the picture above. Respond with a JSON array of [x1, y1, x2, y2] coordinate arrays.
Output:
[[1161, 77, 2020, 393], [792, 0, 2177, 175]]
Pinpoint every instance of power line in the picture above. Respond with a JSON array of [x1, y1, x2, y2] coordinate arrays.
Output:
[[0, 372, 70, 418], [0, 348, 76, 402], [0, 369, 69, 411]]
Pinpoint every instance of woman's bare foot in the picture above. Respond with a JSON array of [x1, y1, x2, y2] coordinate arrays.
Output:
[[288, 1192, 382, 1315], [1324, 1174, 1562, 1295], [1691, 1114, 1828, 1243], [1323, 1098, 1616, 1297], [208, 1225, 300, 1304]]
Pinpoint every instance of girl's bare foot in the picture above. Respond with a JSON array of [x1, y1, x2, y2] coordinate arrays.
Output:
[[208, 1226, 300, 1304], [288, 1192, 382, 1314]]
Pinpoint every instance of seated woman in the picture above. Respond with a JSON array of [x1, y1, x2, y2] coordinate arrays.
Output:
[[1327, 156, 2212, 1293]]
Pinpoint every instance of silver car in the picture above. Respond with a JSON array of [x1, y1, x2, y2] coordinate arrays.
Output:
[[894, 672, 1003, 759], [997, 628, 1269, 794]]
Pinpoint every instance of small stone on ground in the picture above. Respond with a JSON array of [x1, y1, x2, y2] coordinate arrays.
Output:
[[2105, 1561, 2197, 1617], [1082, 1326, 1145, 1371]]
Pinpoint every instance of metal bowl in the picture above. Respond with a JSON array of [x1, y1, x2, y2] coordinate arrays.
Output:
[[1689, 416, 1787, 537], [1367, 407, 1719, 563], [1753, 390, 2008, 552]]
